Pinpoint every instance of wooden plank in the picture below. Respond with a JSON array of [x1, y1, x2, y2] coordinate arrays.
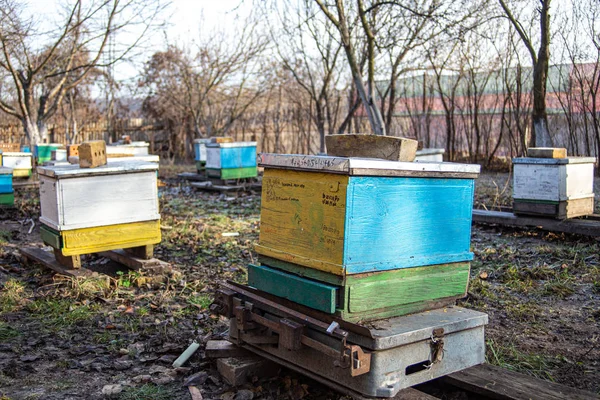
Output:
[[346, 262, 469, 313], [98, 249, 166, 270], [514, 197, 594, 219], [19, 247, 95, 278], [325, 134, 418, 162], [59, 220, 161, 256], [12, 179, 38, 188], [527, 147, 567, 158], [443, 363, 598, 400], [248, 264, 339, 313], [205, 340, 252, 359], [472, 209, 600, 237], [178, 172, 207, 182], [216, 356, 279, 386]]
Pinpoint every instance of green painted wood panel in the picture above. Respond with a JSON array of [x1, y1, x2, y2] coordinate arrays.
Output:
[[346, 262, 470, 312], [0, 192, 14, 206], [206, 167, 257, 180], [40, 224, 62, 249], [248, 264, 338, 313], [257, 255, 343, 286]]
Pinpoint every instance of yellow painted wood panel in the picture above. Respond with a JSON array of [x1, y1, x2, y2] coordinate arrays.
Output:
[[60, 220, 161, 256], [258, 169, 348, 275], [12, 168, 31, 177]]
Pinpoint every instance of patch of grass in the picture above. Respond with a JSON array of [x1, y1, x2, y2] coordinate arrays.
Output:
[[188, 294, 213, 310], [0, 279, 28, 312], [486, 338, 556, 381], [118, 384, 174, 400], [26, 298, 97, 328], [500, 265, 536, 293], [116, 271, 142, 289], [65, 276, 110, 299], [541, 279, 575, 298], [0, 229, 11, 245], [504, 301, 543, 322], [0, 321, 20, 340]]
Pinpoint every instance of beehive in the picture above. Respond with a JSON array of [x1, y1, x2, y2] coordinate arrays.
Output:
[[0, 167, 14, 206], [193, 138, 211, 172], [2, 152, 33, 178], [106, 142, 150, 156], [251, 154, 480, 320], [35, 143, 64, 163], [513, 156, 596, 219], [205, 142, 257, 180], [37, 161, 160, 256]]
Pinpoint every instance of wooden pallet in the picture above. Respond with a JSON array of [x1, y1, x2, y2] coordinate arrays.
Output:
[[12, 178, 39, 189], [178, 172, 208, 182], [20, 246, 168, 277], [472, 209, 600, 237], [209, 341, 597, 400]]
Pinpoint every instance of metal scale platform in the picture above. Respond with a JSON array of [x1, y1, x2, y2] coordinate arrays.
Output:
[[212, 281, 488, 398]]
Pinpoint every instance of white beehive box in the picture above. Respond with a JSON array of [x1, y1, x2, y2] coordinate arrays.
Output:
[[38, 161, 160, 231], [513, 157, 596, 219]]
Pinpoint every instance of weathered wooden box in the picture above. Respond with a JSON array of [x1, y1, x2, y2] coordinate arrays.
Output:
[[0, 167, 14, 206], [256, 154, 480, 276], [38, 161, 161, 256], [206, 142, 257, 179], [2, 152, 33, 178], [513, 157, 596, 219]]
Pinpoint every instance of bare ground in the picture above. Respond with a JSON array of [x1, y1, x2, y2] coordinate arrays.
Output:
[[0, 167, 598, 399]]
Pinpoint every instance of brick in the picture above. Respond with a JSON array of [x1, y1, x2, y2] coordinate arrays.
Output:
[[216, 356, 279, 386], [67, 144, 79, 157], [79, 140, 107, 168], [206, 340, 252, 359]]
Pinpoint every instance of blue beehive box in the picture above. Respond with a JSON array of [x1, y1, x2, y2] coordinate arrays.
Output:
[[0, 167, 14, 206], [205, 142, 257, 179]]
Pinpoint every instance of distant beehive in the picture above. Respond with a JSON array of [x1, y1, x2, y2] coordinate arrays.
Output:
[[38, 161, 161, 257], [513, 148, 596, 219], [0, 167, 14, 206], [205, 142, 257, 180], [2, 152, 33, 178]]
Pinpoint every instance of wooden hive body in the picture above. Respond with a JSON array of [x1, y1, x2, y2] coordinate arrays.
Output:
[[205, 142, 257, 179], [252, 154, 480, 320], [2, 152, 33, 177], [37, 161, 161, 256], [0, 167, 14, 206], [35, 144, 63, 163], [513, 157, 596, 219]]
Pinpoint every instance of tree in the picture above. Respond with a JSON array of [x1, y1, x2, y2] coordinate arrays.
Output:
[[0, 0, 165, 145], [498, 0, 553, 147]]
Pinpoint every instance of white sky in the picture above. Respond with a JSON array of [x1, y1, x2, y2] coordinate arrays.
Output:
[[22, 0, 253, 82]]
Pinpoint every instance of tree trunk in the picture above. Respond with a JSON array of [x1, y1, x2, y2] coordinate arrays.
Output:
[[531, 0, 553, 147], [23, 118, 42, 146]]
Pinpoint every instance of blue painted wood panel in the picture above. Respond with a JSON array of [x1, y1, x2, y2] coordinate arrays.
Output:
[[343, 177, 474, 274], [220, 146, 257, 169], [0, 174, 13, 194], [193, 142, 202, 161]]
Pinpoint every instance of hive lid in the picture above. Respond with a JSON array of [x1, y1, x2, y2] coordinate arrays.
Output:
[[258, 153, 480, 178], [2, 152, 33, 157], [351, 307, 488, 350], [193, 138, 212, 144], [37, 160, 158, 178], [0, 167, 13, 175], [512, 156, 597, 165], [206, 141, 257, 148]]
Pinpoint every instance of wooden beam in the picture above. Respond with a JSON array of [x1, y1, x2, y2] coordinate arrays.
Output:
[[443, 363, 598, 400], [20, 247, 95, 277], [98, 249, 166, 270], [472, 209, 600, 237]]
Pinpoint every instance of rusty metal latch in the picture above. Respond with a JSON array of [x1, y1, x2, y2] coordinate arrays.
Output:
[[212, 288, 372, 377], [430, 327, 445, 364]]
